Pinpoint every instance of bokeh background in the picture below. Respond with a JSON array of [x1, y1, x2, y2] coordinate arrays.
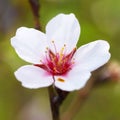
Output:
[[0, 0, 120, 120]]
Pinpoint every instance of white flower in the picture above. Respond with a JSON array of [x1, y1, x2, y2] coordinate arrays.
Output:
[[11, 13, 111, 91]]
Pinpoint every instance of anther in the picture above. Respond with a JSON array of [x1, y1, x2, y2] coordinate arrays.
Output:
[[64, 44, 66, 47], [52, 40, 54, 43], [57, 78, 65, 82]]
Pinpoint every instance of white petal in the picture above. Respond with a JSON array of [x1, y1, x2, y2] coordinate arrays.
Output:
[[15, 65, 53, 89], [54, 67, 91, 91], [11, 27, 47, 64], [74, 40, 111, 71], [46, 13, 80, 54]]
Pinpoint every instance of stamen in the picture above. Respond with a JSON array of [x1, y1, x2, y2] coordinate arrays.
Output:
[[37, 43, 76, 75], [59, 44, 66, 63], [40, 59, 43, 63], [53, 67, 59, 74], [51, 40, 57, 54], [64, 44, 66, 47], [57, 78, 65, 82]]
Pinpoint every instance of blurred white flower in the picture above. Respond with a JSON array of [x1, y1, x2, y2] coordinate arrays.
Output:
[[11, 13, 111, 91]]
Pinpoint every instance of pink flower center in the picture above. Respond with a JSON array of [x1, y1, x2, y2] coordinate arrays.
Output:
[[35, 47, 76, 76]]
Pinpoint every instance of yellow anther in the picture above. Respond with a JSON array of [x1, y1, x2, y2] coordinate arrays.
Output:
[[57, 78, 65, 82]]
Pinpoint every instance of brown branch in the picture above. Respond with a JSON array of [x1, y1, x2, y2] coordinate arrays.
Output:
[[48, 86, 69, 120], [29, 0, 42, 30], [28, 1, 69, 119], [48, 86, 60, 120]]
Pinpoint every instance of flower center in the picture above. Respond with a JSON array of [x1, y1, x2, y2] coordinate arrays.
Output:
[[35, 44, 76, 76], [46, 48, 76, 75]]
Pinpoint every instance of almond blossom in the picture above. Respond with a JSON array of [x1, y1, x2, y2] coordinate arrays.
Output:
[[11, 13, 111, 91]]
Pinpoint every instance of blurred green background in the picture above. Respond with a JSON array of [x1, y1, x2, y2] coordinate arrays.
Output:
[[0, 0, 120, 120]]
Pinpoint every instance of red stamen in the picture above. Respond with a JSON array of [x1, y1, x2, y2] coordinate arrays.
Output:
[[34, 48, 76, 76]]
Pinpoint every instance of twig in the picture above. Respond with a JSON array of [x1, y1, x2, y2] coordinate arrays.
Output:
[[29, 0, 42, 30], [48, 86, 60, 120], [28, 1, 69, 119], [48, 86, 69, 120]]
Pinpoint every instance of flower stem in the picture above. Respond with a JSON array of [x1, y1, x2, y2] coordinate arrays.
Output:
[[48, 86, 69, 120], [48, 86, 60, 120]]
